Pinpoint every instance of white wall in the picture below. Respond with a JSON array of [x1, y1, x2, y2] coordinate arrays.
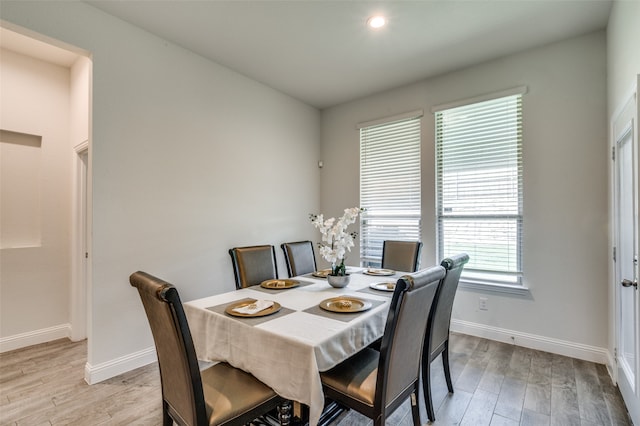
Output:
[[1, 1, 321, 381], [0, 48, 72, 342], [322, 32, 608, 360]]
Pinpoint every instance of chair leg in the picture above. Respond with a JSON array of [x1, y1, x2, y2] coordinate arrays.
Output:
[[422, 357, 435, 422], [162, 402, 173, 426], [442, 340, 454, 393], [374, 413, 386, 426], [410, 389, 421, 426]]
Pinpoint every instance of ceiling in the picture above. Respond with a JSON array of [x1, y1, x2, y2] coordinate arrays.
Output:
[[83, 1, 611, 109]]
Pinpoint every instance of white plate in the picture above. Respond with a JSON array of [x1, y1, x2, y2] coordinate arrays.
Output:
[[369, 282, 397, 292], [364, 268, 395, 276]]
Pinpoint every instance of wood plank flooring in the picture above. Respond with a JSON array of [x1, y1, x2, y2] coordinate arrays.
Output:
[[0, 333, 632, 425]]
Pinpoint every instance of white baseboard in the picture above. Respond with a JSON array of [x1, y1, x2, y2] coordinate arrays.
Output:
[[3, 321, 614, 386], [606, 350, 617, 382], [87, 322, 611, 385], [0, 324, 71, 353], [451, 319, 610, 365], [84, 346, 157, 384]]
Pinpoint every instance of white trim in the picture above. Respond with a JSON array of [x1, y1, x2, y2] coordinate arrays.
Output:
[[611, 81, 638, 122], [431, 86, 528, 113], [80, 325, 613, 390], [70, 144, 88, 342], [451, 319, 608, 365], [0, 324, 71, 353], [84, 346, 157, 384], [607, 350, 617, 383], [356, 109, 423, 129], [73, 140, 88, 153]]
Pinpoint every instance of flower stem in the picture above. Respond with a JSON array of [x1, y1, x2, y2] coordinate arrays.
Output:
[[332, 259, 347, 276]]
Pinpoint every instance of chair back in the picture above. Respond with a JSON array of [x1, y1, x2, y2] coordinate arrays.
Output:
[[427, 253, 469, 357], [281, 240, 317, 277], [129, 271, 206, 426], [376, 265, 445, 407], [381, 240, 423, 272], [229, 245, 278, 289]]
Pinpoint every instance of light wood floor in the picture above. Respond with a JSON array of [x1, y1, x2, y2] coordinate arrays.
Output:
[[0, 333, 632, 425]]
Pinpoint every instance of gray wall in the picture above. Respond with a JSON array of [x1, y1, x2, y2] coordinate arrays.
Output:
[[1, 1, 321, 380], [4, 0, 636, 382], [321, 31, 609, 356]]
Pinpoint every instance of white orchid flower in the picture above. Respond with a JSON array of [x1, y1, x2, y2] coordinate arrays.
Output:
[[310, 207, 363, 275]]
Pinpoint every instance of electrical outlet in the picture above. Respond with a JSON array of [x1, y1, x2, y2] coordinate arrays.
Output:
[[479, 297, 488, 311]]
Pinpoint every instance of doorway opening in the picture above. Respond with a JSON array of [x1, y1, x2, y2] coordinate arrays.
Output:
[[0, 24, 92, 354]]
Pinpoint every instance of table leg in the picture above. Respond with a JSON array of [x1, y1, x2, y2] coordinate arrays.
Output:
[[277, 400, 292, 426], [287, 400, 347, 426]]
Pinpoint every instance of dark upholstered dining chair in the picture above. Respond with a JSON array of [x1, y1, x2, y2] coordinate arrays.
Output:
[[381, 240, 423, 272], [129, 271, 284, 426], [229, 245, 278, 289], [422, 253, 469, 422], [281, 240, 317, 277], [320, 265, 446, 426]]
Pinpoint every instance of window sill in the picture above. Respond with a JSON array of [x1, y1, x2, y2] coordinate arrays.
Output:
[[459, 280, 531, 297]]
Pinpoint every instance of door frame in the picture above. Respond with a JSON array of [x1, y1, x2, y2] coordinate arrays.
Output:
[[70, 141, 89, 342], [612, 78, 640, 425]]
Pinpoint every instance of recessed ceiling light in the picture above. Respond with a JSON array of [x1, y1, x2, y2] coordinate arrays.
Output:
[[367, 15, 386, 29]]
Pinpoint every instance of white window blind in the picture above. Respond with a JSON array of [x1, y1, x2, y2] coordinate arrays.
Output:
[[360, 115, 421, 267], [436, 93, 523, 286]]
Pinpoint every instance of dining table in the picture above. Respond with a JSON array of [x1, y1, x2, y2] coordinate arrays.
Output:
[[182, 267, 407, 426]]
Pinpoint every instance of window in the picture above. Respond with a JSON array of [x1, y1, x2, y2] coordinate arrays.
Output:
[[359, 112, 422, 267], [435, 89, 524, 287]]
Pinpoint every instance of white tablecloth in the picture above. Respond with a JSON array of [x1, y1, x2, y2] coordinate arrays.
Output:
[[183, 270, 401, 426]]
